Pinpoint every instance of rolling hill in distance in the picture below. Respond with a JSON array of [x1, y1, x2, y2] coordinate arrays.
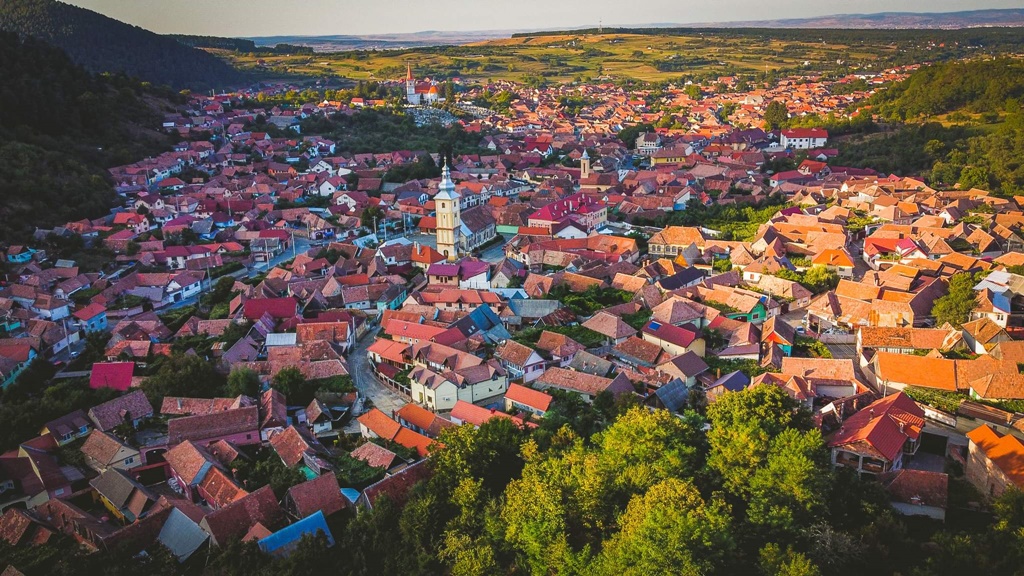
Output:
[[0, 0, 244, 89], [237, 9, 1024, 52]]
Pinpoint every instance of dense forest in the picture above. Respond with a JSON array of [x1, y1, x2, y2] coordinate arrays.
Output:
[[871, 58, 1024, 120], [5, 385, 1024, 576], [171, 34, 315, 55], [0, 31, 179, 240], [300, 110, 488, 158], [0, 0, 245, 89], [835, 58, 1024, 194]]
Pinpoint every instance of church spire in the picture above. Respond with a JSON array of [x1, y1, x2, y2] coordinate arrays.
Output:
[[437, 160, 458, 199], [406, 63, 413, 81]]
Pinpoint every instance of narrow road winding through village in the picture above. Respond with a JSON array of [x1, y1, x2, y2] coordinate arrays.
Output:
[[346, 325, 406, 424]]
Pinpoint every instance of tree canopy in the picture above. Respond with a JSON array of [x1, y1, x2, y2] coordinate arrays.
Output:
[[931, 272, 982, 328]]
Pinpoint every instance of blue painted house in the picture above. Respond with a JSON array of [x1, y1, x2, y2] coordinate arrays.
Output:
[[73, 303, 109, 333]]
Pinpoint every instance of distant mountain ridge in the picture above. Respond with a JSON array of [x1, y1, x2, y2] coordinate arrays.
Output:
[[0, 0, 244, 89], [228, 9, 1024, 53], [700, 8, 1024, 29]]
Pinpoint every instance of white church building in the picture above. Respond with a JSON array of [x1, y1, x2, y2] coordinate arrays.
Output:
[[406, 65, 442, 106]]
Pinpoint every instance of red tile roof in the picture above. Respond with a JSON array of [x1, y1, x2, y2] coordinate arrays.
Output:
[[449, 400, 534, 428], [360, 460, 433, 510], [200, 485, 285, 546], [199, 466, 247, 509], [394, 427, 435, 458], [72, 303, 107, 321], [167, 406, 259, 444], [878, 469, 948, 509], [383, 319, 447, 342], [349, 442, 398, 470], [285, 473, 345, 519], [165, 440, 217, 485], [268, 426, 314, 467], [828, 392, 925, 462], [967, 424, 1024, 488], [357, 408, 401, 440], [504, 383, 553, 412]]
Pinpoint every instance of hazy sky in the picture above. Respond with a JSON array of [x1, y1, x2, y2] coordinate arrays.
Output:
[[64, 0, 1022, 37]]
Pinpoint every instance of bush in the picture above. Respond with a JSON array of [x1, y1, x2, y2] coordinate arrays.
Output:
[[904, 386, 965, 414], [794, 336, 832, 358]]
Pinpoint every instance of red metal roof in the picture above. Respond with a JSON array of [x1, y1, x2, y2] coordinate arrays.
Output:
[[89, 362, 135, 392]]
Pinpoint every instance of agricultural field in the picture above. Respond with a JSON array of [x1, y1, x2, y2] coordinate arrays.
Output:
[[213, 31, 900, 85]]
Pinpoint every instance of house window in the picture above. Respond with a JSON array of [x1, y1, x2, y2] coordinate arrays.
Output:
[[54, 488, 65, 496], [125, 457, 134, 464], [246, 434, 252, 440]]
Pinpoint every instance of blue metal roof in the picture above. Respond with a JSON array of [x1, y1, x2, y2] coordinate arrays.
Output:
[[257, 510, 334, 557], [340, 488, 361, 505]]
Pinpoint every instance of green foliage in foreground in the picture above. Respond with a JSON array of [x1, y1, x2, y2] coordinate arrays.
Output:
[[8, 386, 1024, 575]]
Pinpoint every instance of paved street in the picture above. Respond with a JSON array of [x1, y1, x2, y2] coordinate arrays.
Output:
[[345, 326, 406, 428], [252, 237, 312, 274], [479, 235, 513, 263]]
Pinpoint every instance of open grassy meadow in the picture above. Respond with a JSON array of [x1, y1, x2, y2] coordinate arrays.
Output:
[[214, 31, 901, 85]]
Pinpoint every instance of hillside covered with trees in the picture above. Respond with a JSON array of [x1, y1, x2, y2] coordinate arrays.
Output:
[[0, 0, 245, 89], [0, 31, 179, 240], [836, 58, 1024, 194]]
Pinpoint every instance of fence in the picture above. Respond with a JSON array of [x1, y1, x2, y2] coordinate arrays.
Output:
[[959, 401, 1018, 427], [921, 405, 958, 428]]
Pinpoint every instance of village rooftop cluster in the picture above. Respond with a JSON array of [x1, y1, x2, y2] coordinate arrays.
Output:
[[2, 61, 1024, 559]]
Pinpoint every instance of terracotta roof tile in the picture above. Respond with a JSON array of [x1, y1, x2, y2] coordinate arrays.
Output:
[[357, 408, 401, 441], [504, 383, 553, 412], [829, 392, 925, 462], [167, 406, 259, 444], [967, 424, 1024, 488], [285, 473, 345, 519], [350, 442, 398, 470]]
